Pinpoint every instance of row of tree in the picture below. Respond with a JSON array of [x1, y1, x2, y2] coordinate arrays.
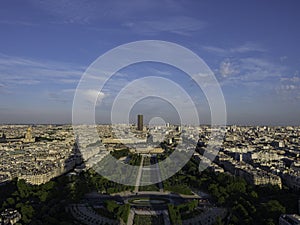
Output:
[[169, 157, 297, 225]]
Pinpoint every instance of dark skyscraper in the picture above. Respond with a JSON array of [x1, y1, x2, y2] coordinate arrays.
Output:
[[137, 114, 143, 131]]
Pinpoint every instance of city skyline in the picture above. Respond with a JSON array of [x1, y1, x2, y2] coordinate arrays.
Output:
[[1, 123, 299, 224], [0, 1, 300, 125]]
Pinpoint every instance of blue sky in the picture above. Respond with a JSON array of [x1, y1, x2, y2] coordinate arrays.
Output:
[[0, 0, 300, 125]]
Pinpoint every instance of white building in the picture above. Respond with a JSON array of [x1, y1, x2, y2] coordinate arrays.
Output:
[[279, 214, 300, 225]]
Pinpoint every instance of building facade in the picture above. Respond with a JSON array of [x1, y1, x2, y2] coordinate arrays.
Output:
[[137, 114, 143, 131]]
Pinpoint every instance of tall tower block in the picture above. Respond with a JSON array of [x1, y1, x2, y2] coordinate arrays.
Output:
[[137, 114, 143, 131]]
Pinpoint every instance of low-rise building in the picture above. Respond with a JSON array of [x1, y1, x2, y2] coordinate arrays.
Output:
[[0, 209, 21, 225], [279, 214, 300, 225]]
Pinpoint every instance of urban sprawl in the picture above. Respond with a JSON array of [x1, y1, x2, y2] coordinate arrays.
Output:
[[0, 123, 300, 225]]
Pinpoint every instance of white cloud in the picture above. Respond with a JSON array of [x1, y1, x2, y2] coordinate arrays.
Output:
[[202, 46, 227, 54], [0, 20, 37, 26], [280, 56, 288, 62], [275, 84, 300, 101], [0, 53, 83, 88], [29, 0, 97, 24], [48, 89, 76, 103], [84, 89, 105, 100], [29, 0, 185, 25], [230, 42, 266, 53], [279, 84, 297, 91], [280, 76, 300, 83], [48, 88, 107, 105], [277, 74, 300, 101], [219, 59, 238, 77], [203, 42, 266, 55], [83, 89, 107, 105], [223, 57, 284, 82], [123, 16, 206, 36]]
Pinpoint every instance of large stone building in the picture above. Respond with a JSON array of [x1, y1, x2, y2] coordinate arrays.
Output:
[[23, 127, 35, 143], [279, 214, 300, 225]]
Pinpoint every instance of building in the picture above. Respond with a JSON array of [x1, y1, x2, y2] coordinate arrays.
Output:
[[282, 172, 300, 191], [0, 209, 21, 225], [279, 214, 300, 225], [137, 114, 143, 131], [0, 172, 12, 186], [238, 168, 282, 189], [0, 132, 6, 143], [130, 146, 164, 154], [23, 127, 35, 143]]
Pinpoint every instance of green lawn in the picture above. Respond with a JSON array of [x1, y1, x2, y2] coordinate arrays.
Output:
[[133, 214, 165, 225]]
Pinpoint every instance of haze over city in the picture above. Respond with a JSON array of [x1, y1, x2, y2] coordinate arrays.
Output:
[[0, 0, 300, 125]]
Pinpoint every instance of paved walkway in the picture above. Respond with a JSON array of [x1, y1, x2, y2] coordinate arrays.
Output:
[[126, 209, 135, 225], [153, 156, 164, 192], [162, 210, 171, 225], [134, 155, 145, 193]]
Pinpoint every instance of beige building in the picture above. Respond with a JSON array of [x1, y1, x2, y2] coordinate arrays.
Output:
[[23, 127, 35, 143]]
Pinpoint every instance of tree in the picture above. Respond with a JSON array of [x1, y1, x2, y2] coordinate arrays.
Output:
[[105, 200, 118, 215], [214, 216, 224, 225], [233, 203, 248, 218], [17, 179, 31, 199], [117, 204, 130, 223], [20, 204, 35, 224], [36, 190, 48, 202], [6, 197, 15, 206], [265, 218, 275, 225], [261, 200, 285, 221], [250, 190, 258, 199]]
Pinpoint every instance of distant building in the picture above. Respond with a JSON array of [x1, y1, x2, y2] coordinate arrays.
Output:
[[0, 172, 12, 186], [0, 209, 21, 225], [137, 114, 143, 131], [23, 127, 35, 143], [279, 214, 300, 225], [237, 166, 282, 189], [177, 126, 181, 132], [0, 132, 6, 143], [282, 173, 300, 191], [130, 146, 164, 154]]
